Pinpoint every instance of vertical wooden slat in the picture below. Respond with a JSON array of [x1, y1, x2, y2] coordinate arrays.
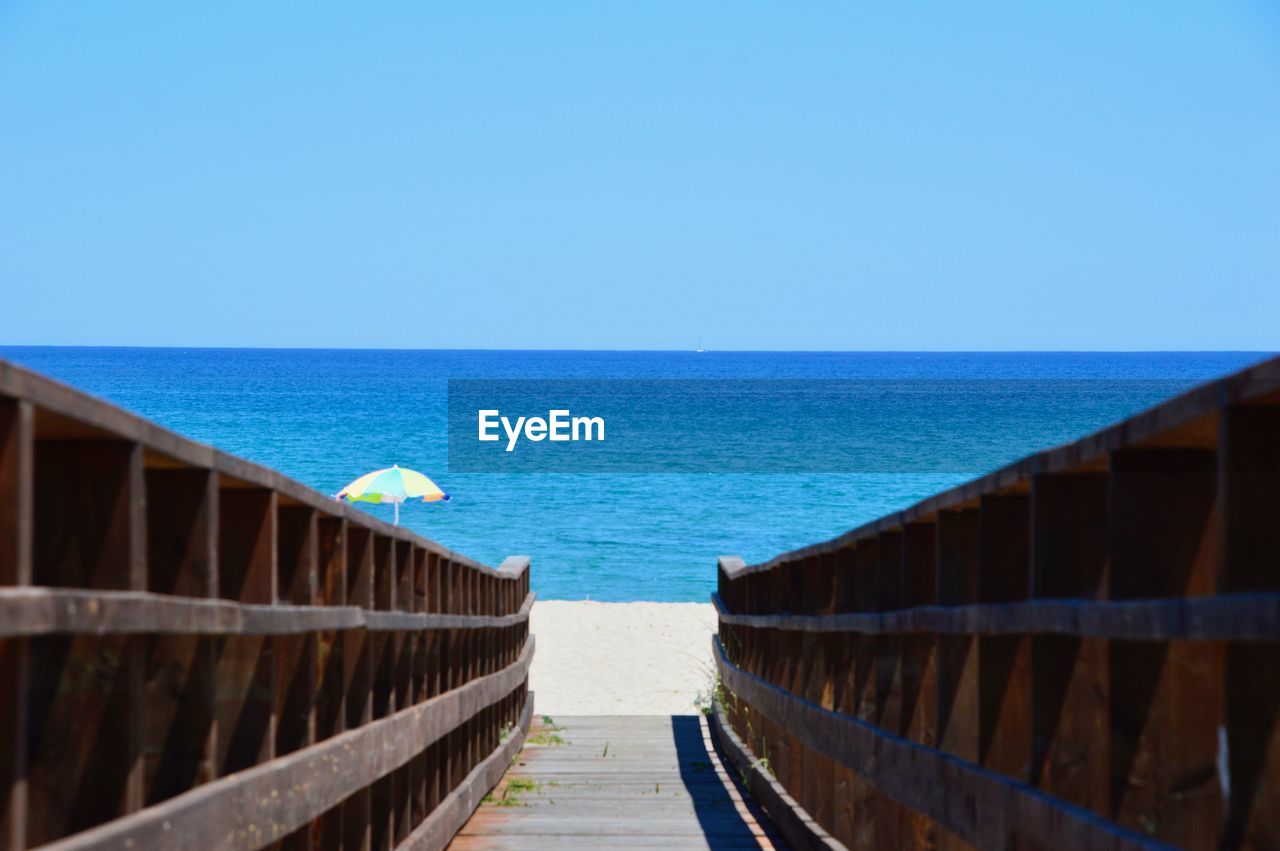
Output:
[[316, 800, 342, 851], [26, 634, 145, 845], [316, 517, 346, 744], [369, 774, 395, 851], [0, 634, 27, 851], [874, 531, 903, 735], [0, 399, 32, 851], [318, 517, 346, 607], [392, 761, 411, 844], [901, 520, 938, 848], [0, 399, 33, 586], [936, 507, 980, 765], [831, 623, 857, 847], [1109, 448, 1221, 848], [275, 630, 317, 757], [342, 525, 373, 851], [277, 505, 317, 606], [374, 536, 393, 612], [371, 772, 392, 850], [395, 631, 413, 712], [412, 630, 427, 706], [214, 632, 275, 775], [442, 630, 455, 696], [425, 631, 439, 700], [1030, 472, 1109, 816], [810, 628, 836, 833], [219, 489, 276, 604], [341, 656, 373, 851], [902, 521, 938, 744], [143, 468, 219, 810], [276, 505, 317, 764], [977, 493, 1031, 781], [347, 526, 374, 611], [396, 542, 413, 613], [34, 440, 144, 590], [833, 546, 856, 615], [840, 539, 878, 851], [216, 488, 277, 776], [424, 740, 441, 824], [371, 630, 393, 720], [1218, 405, 1280, 850], [145, 468, 218, 597], [873, 530, 905, 851], [413, 547, 427, 614], [851, 539, 878, 721], [427, 552, 441, 615], [26, 438, 145, 845], [123, 450, 146, 824]]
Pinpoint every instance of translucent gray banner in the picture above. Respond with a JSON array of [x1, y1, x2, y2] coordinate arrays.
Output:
[[446, 378, 1198, 473]]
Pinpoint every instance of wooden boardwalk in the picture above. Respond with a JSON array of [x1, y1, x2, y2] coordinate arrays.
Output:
[[450, 715, 787, 850]]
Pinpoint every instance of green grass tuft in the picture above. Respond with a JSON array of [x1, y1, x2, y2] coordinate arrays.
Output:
[[488, 775, 542, 807]]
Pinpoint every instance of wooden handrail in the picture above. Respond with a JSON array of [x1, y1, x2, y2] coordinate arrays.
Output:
[[400, 692, 535, 851], [713, 638, 1164, 851], [0, 588, 536, 637], [712, 591, 1280, 640], [40, 638, 534, 851], [714, 354, 1280, 850], [0, 357, 534, 851], [708, 697, 844, 851]]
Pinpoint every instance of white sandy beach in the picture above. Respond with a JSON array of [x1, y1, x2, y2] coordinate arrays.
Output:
[[528, 601, 718, 715]]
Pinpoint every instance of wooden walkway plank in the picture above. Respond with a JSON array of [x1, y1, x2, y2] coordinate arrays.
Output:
[[451, 715, 789, 850]]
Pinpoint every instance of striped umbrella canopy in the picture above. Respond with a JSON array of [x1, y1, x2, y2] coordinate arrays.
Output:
[[336, 464, 450, 525]]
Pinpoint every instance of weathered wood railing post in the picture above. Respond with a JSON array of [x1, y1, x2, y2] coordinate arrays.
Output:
[[710, 355, 1280, 851], [900, 519, 937, 848], [1219, 405, 1280, 849], [1110, 447, 1222, 844], [0, 358, 535, 851], [0, 398, 33, 851], [1028, 471, 1108, 815], [142, 465, 220, 809], [935, 506, 979, 770]]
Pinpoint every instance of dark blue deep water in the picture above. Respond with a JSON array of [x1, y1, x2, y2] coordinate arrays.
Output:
[[1, 349, 1269, 601]]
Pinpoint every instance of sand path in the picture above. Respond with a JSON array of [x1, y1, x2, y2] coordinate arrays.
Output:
[[528, 601, 718, 716]]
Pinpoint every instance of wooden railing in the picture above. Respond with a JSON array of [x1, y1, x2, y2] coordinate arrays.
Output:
[[712, 355, 1280, 851], [0, 358, 533, 851]]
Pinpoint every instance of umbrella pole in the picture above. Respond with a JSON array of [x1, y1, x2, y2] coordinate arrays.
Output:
[[394, 500, 400, 526]]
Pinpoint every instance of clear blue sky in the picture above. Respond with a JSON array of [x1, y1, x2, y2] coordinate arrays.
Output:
[[1, 1, 1277, 350]]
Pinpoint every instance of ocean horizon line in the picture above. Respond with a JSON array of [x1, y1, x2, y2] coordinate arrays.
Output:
[[3, 344, 1275, 355]]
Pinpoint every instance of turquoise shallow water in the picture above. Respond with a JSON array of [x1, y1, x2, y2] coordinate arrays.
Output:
[[1, 348, 1268, 601]]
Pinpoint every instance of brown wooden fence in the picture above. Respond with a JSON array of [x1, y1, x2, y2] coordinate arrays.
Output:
[[713, 355, 1280, 851], [0, 358, 533, 851]]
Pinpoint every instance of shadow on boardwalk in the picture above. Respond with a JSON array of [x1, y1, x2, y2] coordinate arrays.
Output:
[[451, 715, 787, 849]]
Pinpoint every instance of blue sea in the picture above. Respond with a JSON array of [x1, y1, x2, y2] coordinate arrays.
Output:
[[1, 348, 1269, 601]]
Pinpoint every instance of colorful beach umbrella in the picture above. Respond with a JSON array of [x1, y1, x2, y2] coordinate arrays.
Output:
[[336, 464, 450, 526]]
